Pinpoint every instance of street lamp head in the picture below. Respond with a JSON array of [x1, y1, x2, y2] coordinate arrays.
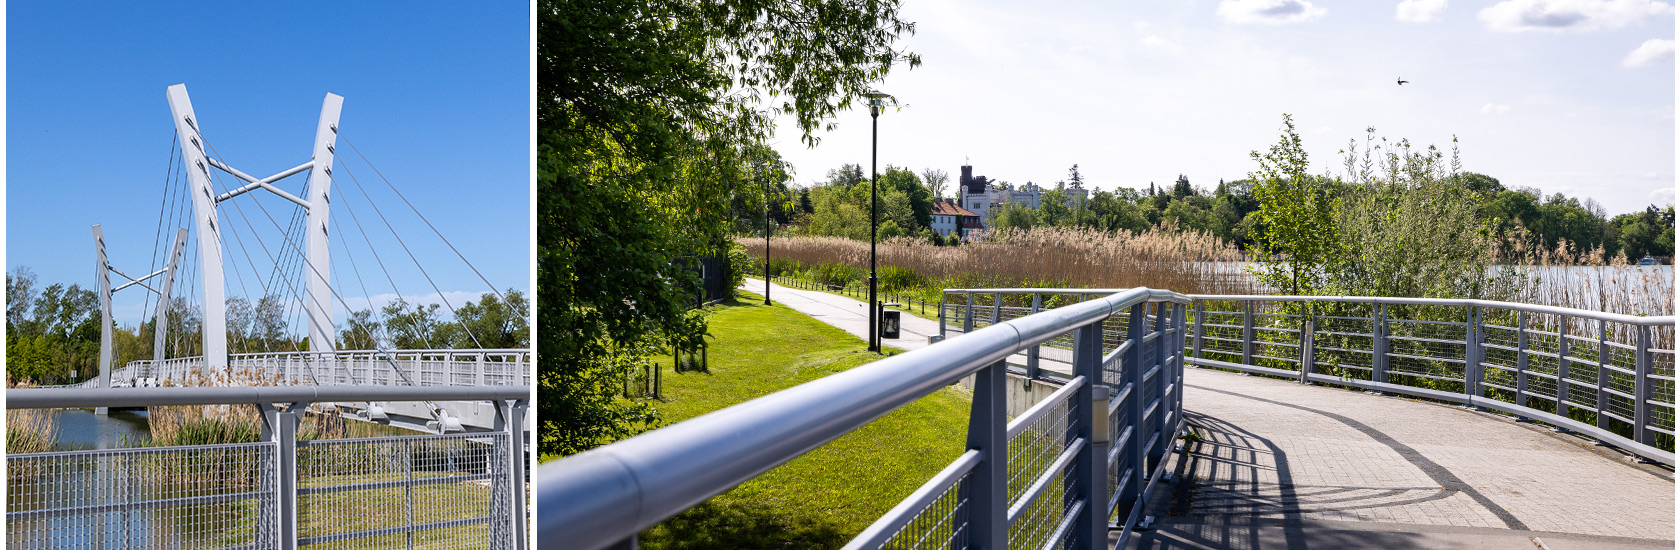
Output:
[[863, 90, 895, 117]]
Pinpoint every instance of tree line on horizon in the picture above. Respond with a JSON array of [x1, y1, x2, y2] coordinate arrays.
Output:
[[740, 155, 1673, 265], [5, 266, 528, 385]]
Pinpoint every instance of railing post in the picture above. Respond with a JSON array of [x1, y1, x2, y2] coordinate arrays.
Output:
[[1027, 294, 1043, 380], [271, 405, 302, 550], [1635, 324, 1653, 447], [1300, 313, 1314, 384], [965, 359, 1008, 549], [1242, 300, 1255, 366], [1072, 319, 1104, 549], [1516, 311, 1530, 421], [1192, 300, 1204, 364], [476, 353, 486, 387], [964, 292, 975, 335], [1175, 303, 1187, 433], [1466, 306, 1482, 404], [1151, 303, 1170, 467], [938, 292, 948, 338], [1372, 303, 1388, 388], [1118, 302, 1147, 524], [1596, 319, 1610, 433], [1557, 316, 1571, 422], [495, 399, 529, 550]]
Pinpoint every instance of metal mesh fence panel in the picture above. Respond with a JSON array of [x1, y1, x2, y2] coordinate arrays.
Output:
[[297, 432, 511, 549], [873, 472, 972, 550], [7, 442, 276, 550]]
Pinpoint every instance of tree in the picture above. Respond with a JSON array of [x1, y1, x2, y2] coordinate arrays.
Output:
[[1172, 174, 1193, 199], [1039, 188, 1070, 226], [7, 266, 37, 332], [454, 290, 531, 349], [921, 168, 950, 202], [540, 0, 918, 456], [1248, 115, 1337, 295]]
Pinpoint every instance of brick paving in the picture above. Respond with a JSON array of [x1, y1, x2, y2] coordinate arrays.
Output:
[[1177, 367, 1675, 541]]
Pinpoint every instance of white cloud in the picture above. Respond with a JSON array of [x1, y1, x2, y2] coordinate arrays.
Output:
[[1622, 38, 1676, 67], [1651, 187, 1676, 206], [1217, 0, 1327, 25], [1480, 102, 1514, 115], [1396, 0, 1449, 22], [1478, 0, 1672, 32], [1140, 35, 1181, 52]]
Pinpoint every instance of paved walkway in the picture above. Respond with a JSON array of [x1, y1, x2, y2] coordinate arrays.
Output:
[[740, 278, 941, 352], [741, 278, 1677, 547]]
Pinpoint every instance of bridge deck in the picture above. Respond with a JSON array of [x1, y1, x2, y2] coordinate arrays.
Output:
[[741, 278, 1676, 547], [1137, 367, 1674, 548]]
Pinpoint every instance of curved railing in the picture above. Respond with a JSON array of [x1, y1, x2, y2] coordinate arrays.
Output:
[[938, 290, 1675, 465], [1186, 295, 1675, 465], [537, 287, 1192, 550]]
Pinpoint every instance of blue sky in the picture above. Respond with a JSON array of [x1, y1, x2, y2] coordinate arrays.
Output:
[[770, 0, 1674, 215], [6, 3, 530, 333]]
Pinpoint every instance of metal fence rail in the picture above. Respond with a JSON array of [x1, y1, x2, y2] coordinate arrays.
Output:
[[6, 385, 530, 550], [537, 287, 1191, 550], [7, 442, 277, 549], [105, 349, 532, 388], [1184, 295, 1676, 465]]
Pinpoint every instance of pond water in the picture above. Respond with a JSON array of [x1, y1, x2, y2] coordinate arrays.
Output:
[[51, 408, 152, 450]]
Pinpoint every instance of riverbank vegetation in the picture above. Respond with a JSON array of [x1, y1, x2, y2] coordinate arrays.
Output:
[[4, 265, 527, 385]]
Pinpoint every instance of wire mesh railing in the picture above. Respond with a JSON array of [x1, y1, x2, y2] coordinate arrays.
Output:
[[538, 287, 1191, 550], [1185, 295, 1676, 465], [112, 349, 532, 388], [5, 385, 530, 550]]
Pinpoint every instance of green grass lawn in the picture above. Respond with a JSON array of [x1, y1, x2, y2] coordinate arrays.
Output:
[[633, 290, 973, 550]]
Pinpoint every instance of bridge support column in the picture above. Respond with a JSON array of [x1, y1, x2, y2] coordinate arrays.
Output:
[[166, 84, 229, 371], [152, 229, 188, 371], [93, 226, 112, 408], [304, 94, 342, 353]]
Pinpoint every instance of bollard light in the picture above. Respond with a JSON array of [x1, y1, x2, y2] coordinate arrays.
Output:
[[1092, 384, 1115, 445]]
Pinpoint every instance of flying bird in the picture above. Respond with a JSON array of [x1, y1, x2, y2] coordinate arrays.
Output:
[[1397, 78, 1409, 85]]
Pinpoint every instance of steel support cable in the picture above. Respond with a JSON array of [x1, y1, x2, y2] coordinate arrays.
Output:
[[332, 181, 436, 349], [141, 132, 183, 350], [340, 134, 509, 306], [334, 157, 485, 348], [202, 144, 435, 392], [204, 164, 290, 355], [331, 209, 425, 351]]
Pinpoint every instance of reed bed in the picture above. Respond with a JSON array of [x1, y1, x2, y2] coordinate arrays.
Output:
[[6, 378, 58, 454], [743, 226, 1258, 298]]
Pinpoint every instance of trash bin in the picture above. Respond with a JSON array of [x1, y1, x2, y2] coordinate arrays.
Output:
[[881, 309, 901, 339]]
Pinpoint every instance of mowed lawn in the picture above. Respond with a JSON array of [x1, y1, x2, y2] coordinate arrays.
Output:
[[637, 290, 973, 550]]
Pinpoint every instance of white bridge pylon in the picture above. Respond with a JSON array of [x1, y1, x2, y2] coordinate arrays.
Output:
[[165, 83, 342, 369]]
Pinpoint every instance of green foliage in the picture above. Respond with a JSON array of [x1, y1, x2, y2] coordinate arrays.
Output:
[[1248, 114, 1337, 295], [726, 241, 752, 292], [538, 0, 917, 457]]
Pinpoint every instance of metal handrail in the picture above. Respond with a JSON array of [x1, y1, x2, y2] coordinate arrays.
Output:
[[5, 384, 530, 550], [536, 287, 1189, 550], [1186, 294, 1675, 465]]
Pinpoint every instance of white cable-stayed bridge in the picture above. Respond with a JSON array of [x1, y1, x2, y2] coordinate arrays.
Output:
[[82, 84, 529, 432]]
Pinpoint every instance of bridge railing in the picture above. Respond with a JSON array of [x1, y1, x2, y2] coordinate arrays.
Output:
[[537, 287, 1191, 550], [1181, 295, 1676, 465], [5, 385, 530, 549], [117, 348, 532, 387]]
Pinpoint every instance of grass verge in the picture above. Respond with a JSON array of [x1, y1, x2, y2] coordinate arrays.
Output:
[[632, 290, 973, 549]]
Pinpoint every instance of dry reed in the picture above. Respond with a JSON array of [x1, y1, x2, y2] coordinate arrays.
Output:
[[6, 378, 59, 454], [744, 226, 1258, 296]]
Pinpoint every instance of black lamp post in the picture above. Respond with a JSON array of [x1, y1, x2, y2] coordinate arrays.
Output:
[[762, 161, 772, 306], [864, 91, 893, 352]]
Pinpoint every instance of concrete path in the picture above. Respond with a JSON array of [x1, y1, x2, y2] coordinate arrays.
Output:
[[1128, 367, 1675, 548], [740, 277, 941, 352], [739, 279, 1675, 547]]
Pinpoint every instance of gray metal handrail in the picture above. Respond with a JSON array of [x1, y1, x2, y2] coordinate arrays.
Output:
[[536, 287, 1190, 550], [6, 385, 531, 550], [1186, 294, 1676, 465]]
